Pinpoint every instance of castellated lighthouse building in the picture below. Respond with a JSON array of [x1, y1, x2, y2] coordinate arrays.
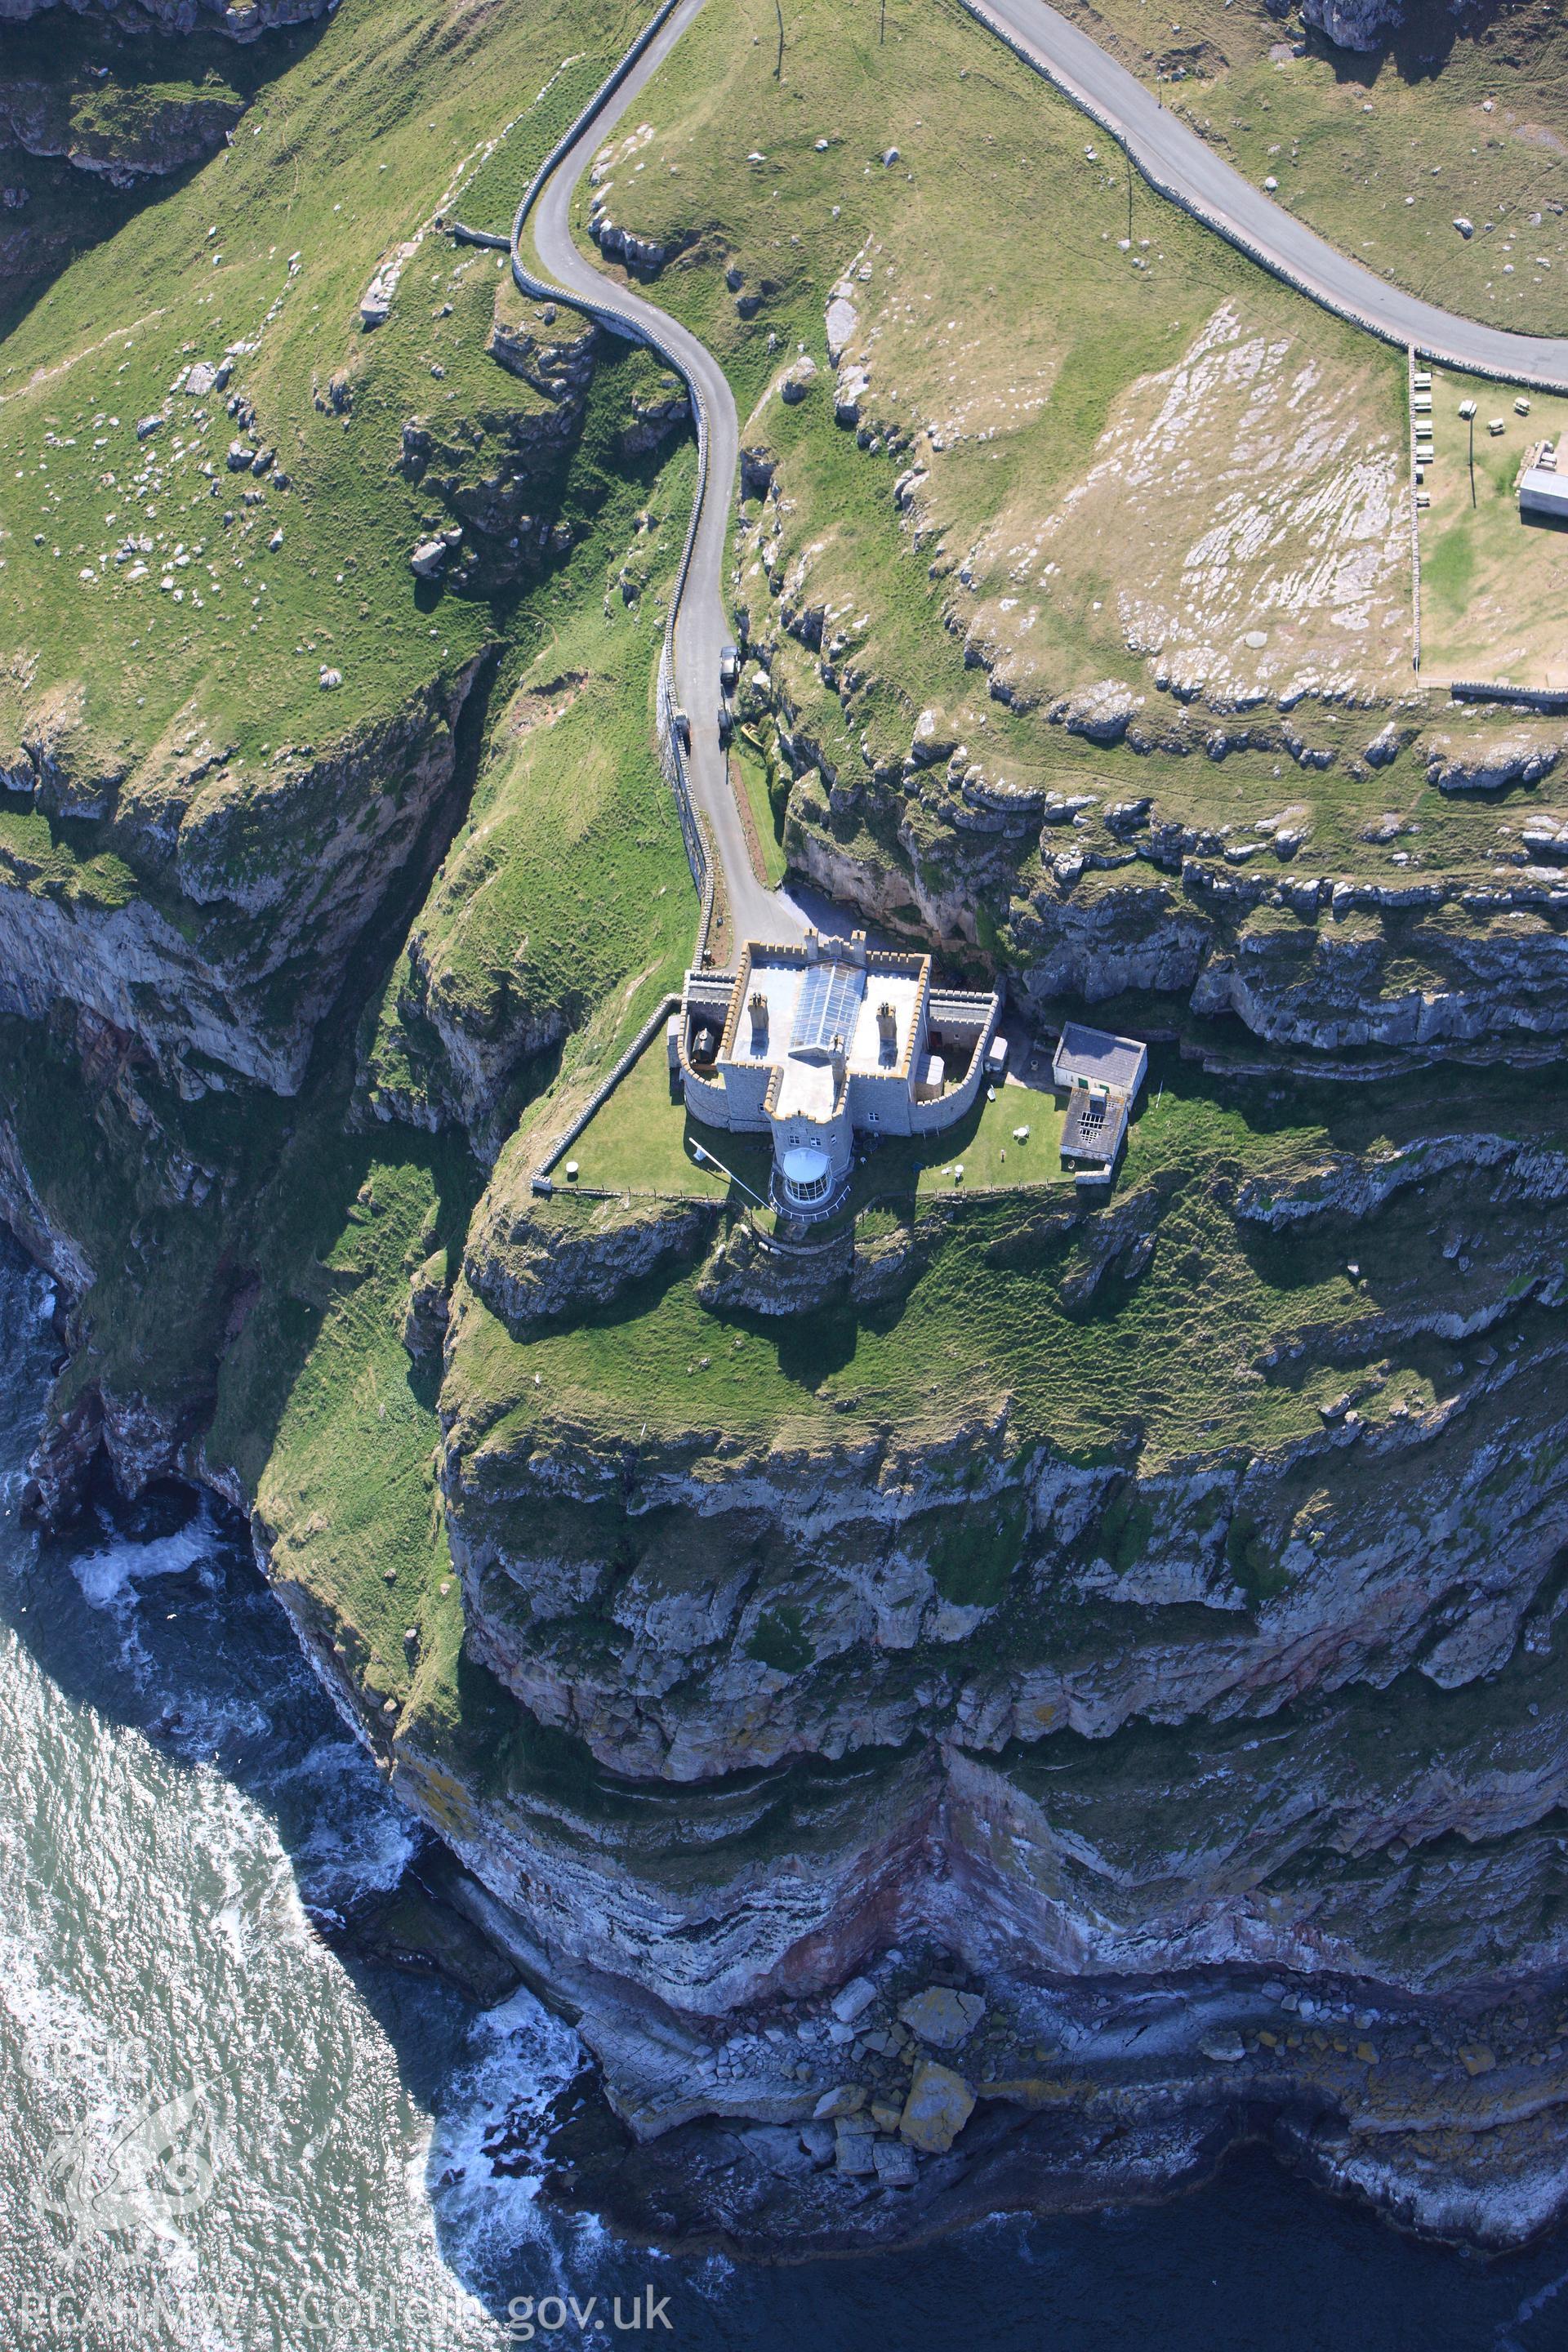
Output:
[[671, 931, 1002, 1218]]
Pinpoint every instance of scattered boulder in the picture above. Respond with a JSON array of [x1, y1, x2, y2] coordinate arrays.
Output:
[[136, 413, 163, 440], [831, 1976, 879, 2024], [825, 294, 859, 361], [226, 439, 256, 471], [811, 2082, 866, 2121], [898, 1987, 987, 2047], [1365, 722, 1400, 768], [872, 2139, 918, 2186], [1200, 2029, 1247, 2063], [898, 2060, 974, 2154], [780, 355, 818, 405], [1053, 679, 1138, 745], [410, 537, 450, 579]]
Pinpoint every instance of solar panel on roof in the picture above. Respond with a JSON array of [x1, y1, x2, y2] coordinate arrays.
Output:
[[791, 959, 865, 1053]]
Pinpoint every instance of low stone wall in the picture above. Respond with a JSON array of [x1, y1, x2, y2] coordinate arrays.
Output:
[[530, 993, 679, 1192]]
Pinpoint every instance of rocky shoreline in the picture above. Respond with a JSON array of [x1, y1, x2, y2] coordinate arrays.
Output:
[[341, 1837, 1568, 2261], [9, 1185, 1566, 2264]]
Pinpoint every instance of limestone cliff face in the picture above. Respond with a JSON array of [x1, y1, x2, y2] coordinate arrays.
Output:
[[0, 76, 244, 185], [787, 786, 1568, 1069], [0, 660, 483, 1094], [430, 1138, 1568, 2022], [7, 1054, 1566, 2247]]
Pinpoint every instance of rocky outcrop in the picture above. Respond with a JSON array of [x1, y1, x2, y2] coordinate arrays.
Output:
[[694, 1218, 852, 1316], [1301, 0, 1405, 51], [588, 214, 671, 274], [463, 1192, 719, 1333], [1425, 731, 1560, 795], [1190, 898, 1568, 1057], [0, 658, 487, 1094], [0, 75, 243, 185], [1050, 679, 1138, 745]]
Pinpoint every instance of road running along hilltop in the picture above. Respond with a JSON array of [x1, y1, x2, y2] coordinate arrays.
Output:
[[473, 0, 1568, 959], [505, 0, 810, 952], [961, 0, 1568, 394]]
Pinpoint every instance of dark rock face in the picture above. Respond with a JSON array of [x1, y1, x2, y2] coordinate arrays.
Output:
[[405, 1105, 1568, 2266], [0, 0, 333, 39], [463, 1193, 719, 1333], [0, 658, 488, 1094], [1301, 0, 1405, 50]]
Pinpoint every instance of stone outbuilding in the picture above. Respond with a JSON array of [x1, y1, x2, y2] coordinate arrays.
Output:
[[1053, 1020, 1148, 1183]]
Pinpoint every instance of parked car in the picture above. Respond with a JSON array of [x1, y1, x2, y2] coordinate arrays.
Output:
[[717, 704, 733, 746], [672, 706, 692, 750], [719, 643, 741, 690]]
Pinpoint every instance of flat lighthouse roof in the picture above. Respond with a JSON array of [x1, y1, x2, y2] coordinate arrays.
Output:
[[728, 947, 924, 1076]]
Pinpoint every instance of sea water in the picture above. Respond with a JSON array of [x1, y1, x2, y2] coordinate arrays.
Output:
[[0, 1236, 1562, 2352]]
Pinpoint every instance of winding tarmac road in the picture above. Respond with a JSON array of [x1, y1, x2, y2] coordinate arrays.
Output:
[[964, 0, 1568, 391], [513, 0, 809, 948], [497, 0, 1568, 955]]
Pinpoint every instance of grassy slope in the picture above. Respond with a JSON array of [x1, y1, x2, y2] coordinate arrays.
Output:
[[1053, 0, 1568, 331], [363, 374, 699, 1130], [0, 0, 699, 1737], [449, 1047, 1568, 1479], [555, 0, 1568, 898], [0, 0, 643, 800]]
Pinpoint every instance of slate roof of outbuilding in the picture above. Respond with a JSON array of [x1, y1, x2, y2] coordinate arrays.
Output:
[[1053, 1021, 1146, 1093]]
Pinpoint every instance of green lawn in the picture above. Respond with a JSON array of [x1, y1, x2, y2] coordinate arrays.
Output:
[[1417, 363, 1568, 688], [564, 1027, 743, 1197], [564, 1026, 1076, 1208]]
